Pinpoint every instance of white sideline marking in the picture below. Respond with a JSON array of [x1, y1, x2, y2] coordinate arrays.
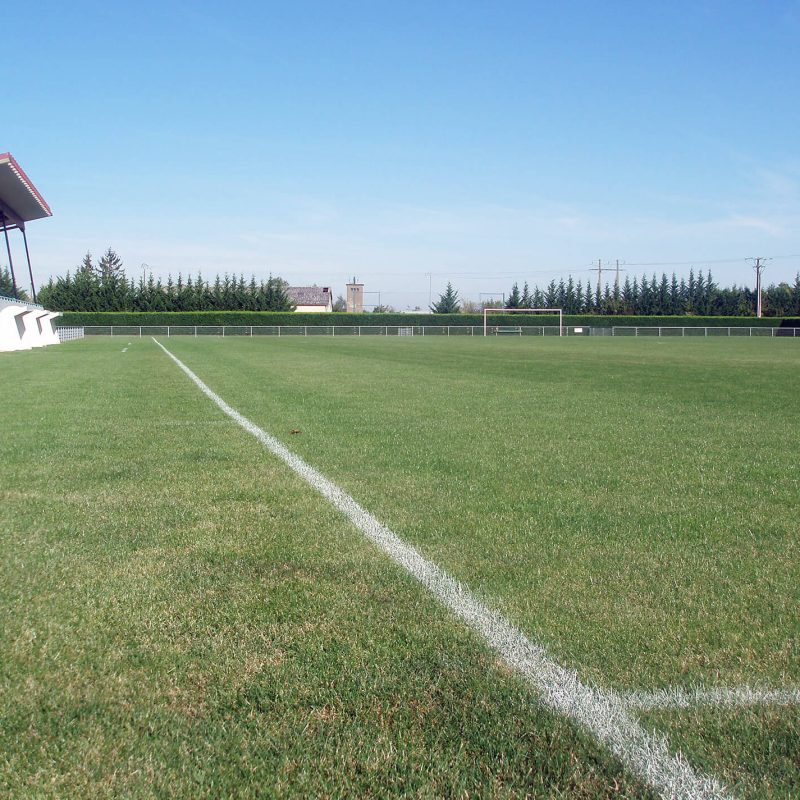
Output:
[[153, 338, 730, 800], [624, 685, 800, 712]]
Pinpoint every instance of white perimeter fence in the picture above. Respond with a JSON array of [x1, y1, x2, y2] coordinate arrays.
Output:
[[57, 327, 85, 342], [68, 324, 800, 338]]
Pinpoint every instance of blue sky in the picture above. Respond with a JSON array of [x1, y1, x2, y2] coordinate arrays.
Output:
[[5, 0, 800, 308]]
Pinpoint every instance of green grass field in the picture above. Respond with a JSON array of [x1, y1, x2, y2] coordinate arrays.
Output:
[[1, 335, 797, 798]]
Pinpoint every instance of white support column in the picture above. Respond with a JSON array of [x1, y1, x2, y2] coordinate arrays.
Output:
[[40, 311, 62, 345], [0, 305, 29, 351], [20, 310, 49, 348]]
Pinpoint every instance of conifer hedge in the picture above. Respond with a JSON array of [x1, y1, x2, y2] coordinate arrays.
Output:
[[55, 311, 782, 328]]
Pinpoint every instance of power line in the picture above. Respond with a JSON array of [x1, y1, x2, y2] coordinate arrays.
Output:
[[400, 253, 799, 281], [624, 253, 800, 268], [624, 258, 746, 267], [418, 267, 595, 279]]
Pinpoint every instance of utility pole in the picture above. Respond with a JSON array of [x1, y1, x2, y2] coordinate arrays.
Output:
[[748, 257, 769, 318], [615, 259, 625, 289], [589, 259, 604, 301], [755, 258, 764, 318], [588, 259, 603, 293], [425, 272, 432, 308], [612, 260, 628, 310]]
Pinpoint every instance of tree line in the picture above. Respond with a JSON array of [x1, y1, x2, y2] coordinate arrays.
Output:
[[503, 270, 800, 316], [15, 248, 800, 317], [35, 249, 295, 312], [432, 271, 800, 317]]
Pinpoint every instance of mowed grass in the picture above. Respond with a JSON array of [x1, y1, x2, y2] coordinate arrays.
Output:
[[2, 335, 798, 798], [153, 334, 799, 798], [0, 339, 655, 799]]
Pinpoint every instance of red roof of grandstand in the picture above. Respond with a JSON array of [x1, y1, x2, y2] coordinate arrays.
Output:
[[0, 152, 52, 229]]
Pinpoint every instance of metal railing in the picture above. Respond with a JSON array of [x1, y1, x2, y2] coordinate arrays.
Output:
[[600, 326, 798, 337], [77, 324, 563, 337], [57, 326, 85, 342], [71, 324, 800, 338], [0, 293, 43, 310]]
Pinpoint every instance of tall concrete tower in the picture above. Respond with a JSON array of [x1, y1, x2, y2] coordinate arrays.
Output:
[[346, 277, 364, 312]]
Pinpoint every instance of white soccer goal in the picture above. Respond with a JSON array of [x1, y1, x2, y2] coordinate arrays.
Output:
[[397, 326, 414, 336], [482, 308, 563, 336]]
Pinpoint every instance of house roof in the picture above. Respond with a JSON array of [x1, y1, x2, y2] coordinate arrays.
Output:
[[0, 153, 52, 228], [287, 286, 331, 306]]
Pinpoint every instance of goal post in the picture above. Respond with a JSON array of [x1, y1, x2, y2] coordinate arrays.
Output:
[[483, 308, 563, 336]]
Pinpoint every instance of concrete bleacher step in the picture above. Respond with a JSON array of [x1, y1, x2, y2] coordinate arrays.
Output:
[[0, 295, 61, 352]]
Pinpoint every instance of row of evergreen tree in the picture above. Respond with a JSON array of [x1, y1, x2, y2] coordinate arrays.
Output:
[[430, 271, 800, 316], [12, 247, 800, 317], [499, 270, 800, 317], [36, 250, 296, 312]]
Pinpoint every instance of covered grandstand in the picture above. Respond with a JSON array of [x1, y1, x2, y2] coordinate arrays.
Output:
[[0, 152, 60, 351]]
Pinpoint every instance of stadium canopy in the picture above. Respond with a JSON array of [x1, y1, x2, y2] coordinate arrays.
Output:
[[0, 152, 52, 302]]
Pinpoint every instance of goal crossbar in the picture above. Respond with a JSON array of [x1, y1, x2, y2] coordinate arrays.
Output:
[[483, 308, 563, 336]]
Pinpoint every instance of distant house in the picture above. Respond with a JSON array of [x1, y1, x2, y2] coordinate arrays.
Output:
[[286, 286, 333, 312]]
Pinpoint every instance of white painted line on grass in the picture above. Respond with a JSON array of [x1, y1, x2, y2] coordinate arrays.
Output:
[[153, 338, 730, 800], [624, 685, 800, 712]]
